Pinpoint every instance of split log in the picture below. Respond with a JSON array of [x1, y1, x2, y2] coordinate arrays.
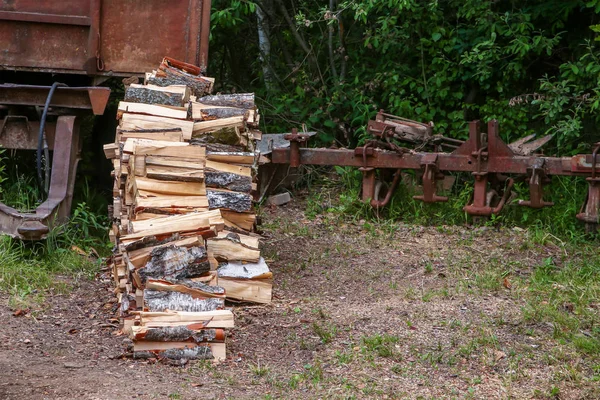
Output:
[[146, 278, 226, 299], [146, 157, 205, 169], [127, 236, 200, 269], [122, 138, 188, 154], [130, 325, 225, 342], [206, 151, 257, 165], [205, 143, 246, 153], [207, 190, 253, 213], [197, 93, 255, 109], [192, 127, 244, 147], [122, 228, 215, 248], [144, 289, 224, 312], [134, 144, 206, 160], [118, 101, 188, 120], [123, 232, 188, 252], [134, 177, 206, 196], [192, 116, 245, 135], [133, 342, 225, 361], [119, 128, 184, 142], [221, 210, 256, 232], [148, 59, 214, 97], [217, 258, 272, 303], [191, 103, 249, 120], [103, 143, 118, 159], [146, 166, 205, 182], [137, 245, 210, 282], [130, 210, 222, 233], [124, 84, 189, 107], [134, 195, 209, 211], [206, 160, 250, 177], [122, 211, 219, 243], [138, 309, 234, 328], [217, 278, 272, 304], [217, 257, 272, 279], [205, 171, 251, 192], [207, 231, 260, 262], [120, 113, 194, 140]]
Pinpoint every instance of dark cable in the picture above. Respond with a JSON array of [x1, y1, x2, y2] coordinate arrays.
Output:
[[38, 82, 67, 193]]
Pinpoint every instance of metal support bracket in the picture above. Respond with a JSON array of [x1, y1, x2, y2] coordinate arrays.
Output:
[[413, 154, 448, 203], [518, 158, 553, 208], [0, 116, 81, 239], [576, 143, 600, 233], [283, 128, 311, 168]]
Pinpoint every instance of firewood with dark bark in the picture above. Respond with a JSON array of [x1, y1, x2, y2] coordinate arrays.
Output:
[[124, 84, 189, 107], [137, 245, 210, 283], [133, 342, 225, 361], [130, 325, 225, 342], [145, 278, 226, 299], [196, 93, 255, 109], [207, 190, 253, 212], [147, 61, 214, 97]]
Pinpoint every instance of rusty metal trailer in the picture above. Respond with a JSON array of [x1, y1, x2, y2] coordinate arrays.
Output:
[[0, 0, 211, 239]]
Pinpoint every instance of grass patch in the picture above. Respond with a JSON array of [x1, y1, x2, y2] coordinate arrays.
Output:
[[520, 252, 600, 356], [0, 235, 102, 307], [361, 334, 401, 359], [312, 322, 337, 344], [0, 200, 109, 307], [302, 168, 591, 242]]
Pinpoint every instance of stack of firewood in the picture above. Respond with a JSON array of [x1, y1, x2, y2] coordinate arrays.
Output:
[[104, 57, 272, 362]]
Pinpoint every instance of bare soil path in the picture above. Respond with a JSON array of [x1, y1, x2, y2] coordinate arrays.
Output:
[[1, 199, 598, 399]]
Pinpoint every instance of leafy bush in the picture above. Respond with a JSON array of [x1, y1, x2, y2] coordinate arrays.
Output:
[[210, 0, 600, 154]]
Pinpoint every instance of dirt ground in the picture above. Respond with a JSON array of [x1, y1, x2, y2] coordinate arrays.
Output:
[[0, 197, 598, 399]]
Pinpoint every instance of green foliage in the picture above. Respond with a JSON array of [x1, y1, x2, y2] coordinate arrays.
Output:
[[307, 165, 591, 239], [312, 321, 337, 344], [0, 234, 101, 307], [361, 334, 400, 359], [210, 0, 600, 153]]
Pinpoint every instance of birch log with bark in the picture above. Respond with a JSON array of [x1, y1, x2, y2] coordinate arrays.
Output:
[[144, 289, 224, 312], [124, 84, 189, 107], [137, 246, 210, 282], [207, 190, 253, 212], [196, 93, 255, 109], [130, 325, 225, 342]]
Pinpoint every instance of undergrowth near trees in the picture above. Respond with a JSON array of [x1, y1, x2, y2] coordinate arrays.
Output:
[[302, 165, 591, 242]]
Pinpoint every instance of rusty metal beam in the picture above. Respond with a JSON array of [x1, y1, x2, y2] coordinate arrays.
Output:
[[271, 147, 579, 176], [0, 84, 109, 115], [0, 11, 92, 26]]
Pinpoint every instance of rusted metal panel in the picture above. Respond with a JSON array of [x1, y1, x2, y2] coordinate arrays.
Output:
[[0, 116, 56, 150], [0, 1, 91, 15], [0, 0, 211, 75]]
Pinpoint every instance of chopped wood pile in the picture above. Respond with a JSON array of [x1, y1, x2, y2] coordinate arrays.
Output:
[[104, 57, 272, 362]]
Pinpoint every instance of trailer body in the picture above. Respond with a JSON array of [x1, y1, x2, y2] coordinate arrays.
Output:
[[0, 0, 211, 77]]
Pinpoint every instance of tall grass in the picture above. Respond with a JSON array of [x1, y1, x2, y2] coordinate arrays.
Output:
[[305, 166, 591, 241]]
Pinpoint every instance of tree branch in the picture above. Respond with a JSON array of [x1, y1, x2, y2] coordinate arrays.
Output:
[[328, 0, 338, 81]]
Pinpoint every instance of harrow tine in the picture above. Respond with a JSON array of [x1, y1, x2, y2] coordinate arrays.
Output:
[[509, 134, 554, 156]]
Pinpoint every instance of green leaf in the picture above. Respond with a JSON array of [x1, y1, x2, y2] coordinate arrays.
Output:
[[432, 32, 442, 42]]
